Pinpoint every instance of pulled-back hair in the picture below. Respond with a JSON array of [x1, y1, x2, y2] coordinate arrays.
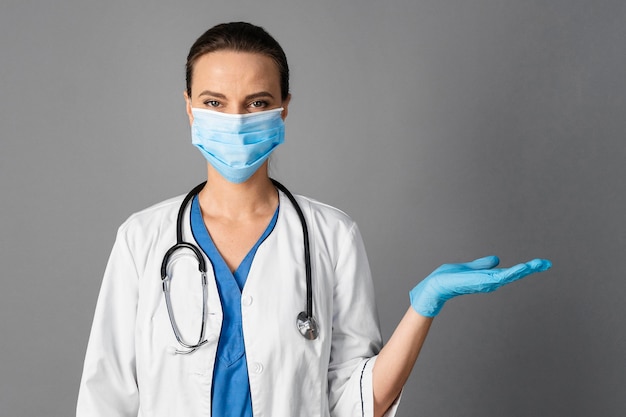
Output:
[[186, 22, 290, 100]]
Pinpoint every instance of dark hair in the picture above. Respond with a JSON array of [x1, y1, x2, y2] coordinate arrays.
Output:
[[186, 22, 290, 100]]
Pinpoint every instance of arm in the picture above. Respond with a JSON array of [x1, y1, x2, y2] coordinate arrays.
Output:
[[373, 308, 432, 417], [327, 223, 394, 417], [372, 256, 552, 417], [76, 225, 140, 417]]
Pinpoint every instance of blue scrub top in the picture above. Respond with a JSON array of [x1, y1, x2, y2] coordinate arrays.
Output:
[[190, 195, 279, 417]]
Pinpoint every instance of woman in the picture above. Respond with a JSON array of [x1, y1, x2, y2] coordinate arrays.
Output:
[[77, 22, 550, 417]]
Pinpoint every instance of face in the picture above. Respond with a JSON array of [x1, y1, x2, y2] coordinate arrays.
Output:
[[185, 50, 290, 122]]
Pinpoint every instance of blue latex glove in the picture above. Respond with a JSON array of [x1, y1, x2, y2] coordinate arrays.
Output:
[[409, 256, 552, 317]]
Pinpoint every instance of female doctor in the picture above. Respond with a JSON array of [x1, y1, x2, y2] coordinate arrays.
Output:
[[76, 22, 551, 417]]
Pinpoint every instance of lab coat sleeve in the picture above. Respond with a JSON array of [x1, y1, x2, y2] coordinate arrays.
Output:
[[327, 224, 400, 417], [76, 223, 140, 417]]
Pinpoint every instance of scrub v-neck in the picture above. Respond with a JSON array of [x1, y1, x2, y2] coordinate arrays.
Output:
[[190, 195, 278, 417]]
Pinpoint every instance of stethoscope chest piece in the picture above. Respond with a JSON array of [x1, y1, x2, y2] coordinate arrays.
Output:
[[296, 311, 319, 340]]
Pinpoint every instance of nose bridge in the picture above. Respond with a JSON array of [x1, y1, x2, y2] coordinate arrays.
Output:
[[225, 103, 247, 115], [222, 83, 248, 114]]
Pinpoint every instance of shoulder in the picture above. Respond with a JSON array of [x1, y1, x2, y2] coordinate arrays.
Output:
[[116, 194, 185, 240], [290, 194, 370, 272], [294, 194, 356, 229], [291, 194, 362, 251]]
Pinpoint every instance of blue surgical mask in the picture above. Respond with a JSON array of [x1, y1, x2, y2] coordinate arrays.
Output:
[[191, 107, 285, 183]]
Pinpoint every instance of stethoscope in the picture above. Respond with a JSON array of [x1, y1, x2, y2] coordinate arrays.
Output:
[[160, 179, 319, 355]]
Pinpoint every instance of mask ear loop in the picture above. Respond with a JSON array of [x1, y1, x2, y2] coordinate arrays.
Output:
[[271, 179, 319, 340]]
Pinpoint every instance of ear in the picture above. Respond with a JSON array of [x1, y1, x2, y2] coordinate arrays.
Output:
[[183, 91, 194, 125], [281, 93, 291, 120]]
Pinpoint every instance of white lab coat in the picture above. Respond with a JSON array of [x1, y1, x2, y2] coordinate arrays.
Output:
[[77, 190, 400, 417]]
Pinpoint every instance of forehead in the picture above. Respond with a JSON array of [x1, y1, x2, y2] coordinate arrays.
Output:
[[191, 50, 281, 94]]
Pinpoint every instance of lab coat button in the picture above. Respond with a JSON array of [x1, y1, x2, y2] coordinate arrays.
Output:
[[252, 362, 264, 373], [242, 295, 253, 306]]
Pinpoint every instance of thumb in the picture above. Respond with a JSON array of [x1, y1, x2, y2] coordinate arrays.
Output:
[[460, 255, 500, 270]]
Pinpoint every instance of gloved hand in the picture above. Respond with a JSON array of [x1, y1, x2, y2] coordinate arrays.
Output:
[[409, 255, 552, 317]]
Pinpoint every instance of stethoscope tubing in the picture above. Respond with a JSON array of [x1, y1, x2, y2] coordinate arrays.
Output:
[[270, 179, 313, 320], [160, 179, 317, 354]]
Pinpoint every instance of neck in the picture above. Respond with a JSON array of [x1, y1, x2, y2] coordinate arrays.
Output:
[[198, 163, 278, 220]]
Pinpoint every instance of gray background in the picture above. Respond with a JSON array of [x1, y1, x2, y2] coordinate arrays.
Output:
[[1, 0, 624, 416]]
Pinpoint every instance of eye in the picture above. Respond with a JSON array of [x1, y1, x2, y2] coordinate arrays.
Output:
[[203, 100, 220, 108], [249, 100, 268, 109]]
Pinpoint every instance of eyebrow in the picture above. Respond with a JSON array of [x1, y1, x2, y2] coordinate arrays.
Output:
[[245, 91, 275, 101], [198, 90, 226, 99], [197, 90, 275, 100]]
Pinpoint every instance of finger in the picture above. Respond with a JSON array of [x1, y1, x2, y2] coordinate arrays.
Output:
[[459, 255, 500, 270], [496, 258, 552, 284], [528, 258, 552, 272]]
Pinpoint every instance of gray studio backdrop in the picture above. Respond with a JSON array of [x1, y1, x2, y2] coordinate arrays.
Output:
[[1, 0, 624, 416]]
